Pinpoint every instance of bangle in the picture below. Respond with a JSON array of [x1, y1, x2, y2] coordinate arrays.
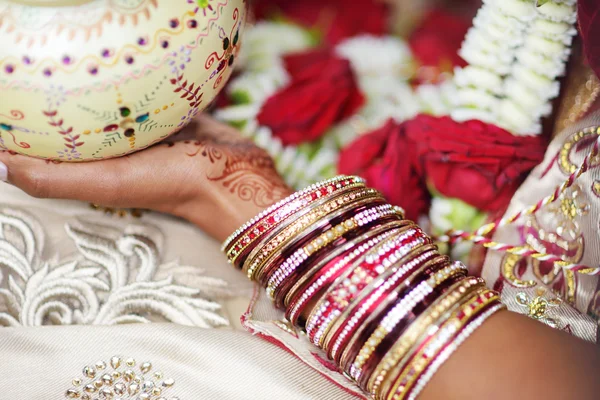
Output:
[[327, 244, 440, 363], [347, 261, 469, 384], [274, 216, 405, 308], [286, 225, 406, 327], [368, 277, 486, 396], [219, 175, 507, 400], [227, 177, 367, 268], [222, 176, 364, 253], [244, 187, 382, 280], [254, 195, 387, 285], [307, 227, 428, 348], [386, 290, 503, 400], [260, 200, 386, 287], [267, 204, 404, 302], [406, 304, 506, 400], [340, 257, 458, 376]]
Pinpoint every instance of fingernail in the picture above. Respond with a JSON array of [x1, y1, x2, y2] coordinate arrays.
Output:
[[0, 161, 7, 182]]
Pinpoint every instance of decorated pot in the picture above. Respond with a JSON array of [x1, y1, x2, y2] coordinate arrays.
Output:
[[0, 0, 246, 161]]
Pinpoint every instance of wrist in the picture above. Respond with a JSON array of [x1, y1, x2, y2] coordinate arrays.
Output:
[[180, 183, 293, 243]]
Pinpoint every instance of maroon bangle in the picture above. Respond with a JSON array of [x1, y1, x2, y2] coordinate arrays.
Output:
[[257, 199, 386, 286], [326, 244, 439, 363], [355, 273, 465, 390], [274, 214, 404, 308], [285, 225, 410, 328], [306, 228, 428, 347], [336, 255, 450, 369]]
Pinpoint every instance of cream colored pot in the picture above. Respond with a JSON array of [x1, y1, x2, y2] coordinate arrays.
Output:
[[0, 0, 246, 160]]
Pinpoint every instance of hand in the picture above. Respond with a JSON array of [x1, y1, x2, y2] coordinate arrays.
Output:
[[0, 114, 292, 241]]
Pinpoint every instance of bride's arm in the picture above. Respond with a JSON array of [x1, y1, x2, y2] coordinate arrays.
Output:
[[1, 114, 599, 400]]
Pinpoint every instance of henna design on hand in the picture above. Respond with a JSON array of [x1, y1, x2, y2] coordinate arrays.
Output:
[[185, 120, 290, 208]]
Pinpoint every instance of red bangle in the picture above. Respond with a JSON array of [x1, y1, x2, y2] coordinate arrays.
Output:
[[350, 263, 468, 389], [326, 246, 441, 363], [270, 205, 405, 306], [285, 225, 408, 327], [259, 200, 388, 288], [306, 228, 428, 347], [224, 176, 366, 268], [275, 220, 407, 309], [336, 255, 451, 370]]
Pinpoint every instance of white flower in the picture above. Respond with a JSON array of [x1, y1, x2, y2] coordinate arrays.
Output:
[[239, 22, 313, 72], [453, 0, 577, 135], [335, 35, 413, 78]]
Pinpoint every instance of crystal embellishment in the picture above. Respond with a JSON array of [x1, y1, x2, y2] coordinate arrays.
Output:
[[64, 357, 179, 399]]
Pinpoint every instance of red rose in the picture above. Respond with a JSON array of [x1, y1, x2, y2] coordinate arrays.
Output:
[[257, 49, 364, 145], [409, 10, 470, 73], [405, 115, 547, 214], [338, 120, 430, 220], [252, 0, 389, 45], [578, 0, 600, 80]]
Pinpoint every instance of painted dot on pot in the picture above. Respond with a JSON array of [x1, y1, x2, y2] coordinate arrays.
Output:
[[161, 40, 170, 49], [124, 128, 135, 137], [4, 64, 14, 74], [43, 68, 52, 77], [101, 48, 112, 58], [22, 56, 32, 65], [62, 55, 72, 65], [228, 55, 235, 67], [135, 113, 150, 123], [137, 36, 148, 46], [233, 30, 239, 46], [187, 19, 198, 28], [88, 65, 99, 75], [169, 18, 179, 28], [125, 55, 135, 64], [0, 123, 12, 131], [119, 107, 131, 117], [103, 124, 119, 132], [223, 37, 230, 50]]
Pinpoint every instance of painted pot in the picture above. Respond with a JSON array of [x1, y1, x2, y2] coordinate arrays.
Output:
[[0, 0, 246, 161]]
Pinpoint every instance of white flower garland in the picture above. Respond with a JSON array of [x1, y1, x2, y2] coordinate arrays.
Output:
[[452, 0, 577, 135]]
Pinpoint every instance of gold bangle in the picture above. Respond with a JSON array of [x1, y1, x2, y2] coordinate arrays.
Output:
[[347, 259, 468, 381], [242, 184, 373, 276], [244, 187, 382, 280], [331, 247, 444, 364], [266, 203, 403, 300], [306, 224, 420, 348], [254, 193, 387, 284], [283, 219, 411, 308], [226, 178, 367, 265], [368, 276, 486, 396], [380, 285, 487, 398], [385, 290, 502, 400]]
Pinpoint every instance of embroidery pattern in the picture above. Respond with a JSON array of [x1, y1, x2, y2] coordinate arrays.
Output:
[[516, 287, 562, 328], [0, 206, 229, 328]]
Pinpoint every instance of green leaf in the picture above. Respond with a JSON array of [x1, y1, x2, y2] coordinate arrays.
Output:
[[536, 0, 551, 7]]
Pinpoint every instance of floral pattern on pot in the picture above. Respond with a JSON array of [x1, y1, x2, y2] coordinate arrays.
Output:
[[0, 0, 247, 161]]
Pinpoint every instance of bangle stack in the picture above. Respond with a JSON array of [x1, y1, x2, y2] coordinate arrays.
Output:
[[222, 176, 505, 399]]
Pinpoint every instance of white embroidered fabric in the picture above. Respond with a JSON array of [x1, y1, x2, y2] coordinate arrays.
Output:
[[0, 182, 360, 399]]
